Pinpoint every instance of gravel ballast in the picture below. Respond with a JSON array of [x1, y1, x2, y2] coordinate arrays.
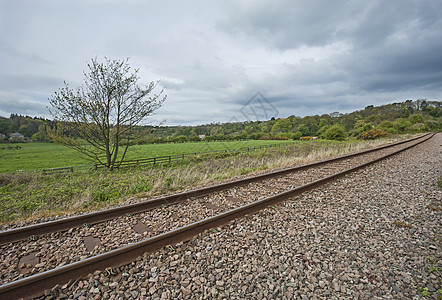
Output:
[[0, 137, 427, 287], [31, 133, 442, 298]]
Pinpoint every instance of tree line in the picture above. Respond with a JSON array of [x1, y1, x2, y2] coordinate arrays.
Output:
[[128, 99, 441, 144], [1, 99, 441, 144]]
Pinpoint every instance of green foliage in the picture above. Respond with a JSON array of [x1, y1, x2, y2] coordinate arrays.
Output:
[[323, 125, 346, 141], [275, 132, 293, 140], [419, 287, 430, 297], [426, 256, 441, 274], [394, 118, 412, 133], [366, 114, 382, 125], [0, 114, 51, 140], [271, 118, 292, 133], [425, 120, 442, 131], [297, 124, 309, 136], [378, 121, 398, 133], [293, 131, 302, 140], [319, 118, 328, 127], [357, 128, 388, 140], [316, 125, 330, 138], [409, 113, 425, 124], [350, 121, 374, 136]]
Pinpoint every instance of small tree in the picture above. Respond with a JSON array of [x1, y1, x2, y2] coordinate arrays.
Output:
[[271, 118, 291, 133], [297, 124, 309, 136], [323, 125, 346, 141], [49, 57, 166, 170]]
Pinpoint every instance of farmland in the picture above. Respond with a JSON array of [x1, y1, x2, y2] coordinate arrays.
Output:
[[0, 136, 411, 223], [0, 140, 292, 173]]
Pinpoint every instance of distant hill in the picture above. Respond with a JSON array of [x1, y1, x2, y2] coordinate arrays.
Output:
[[132, 99, 441, 143], [1, 99, 441, 143]]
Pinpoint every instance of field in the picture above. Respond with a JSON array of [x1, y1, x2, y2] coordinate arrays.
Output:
[[0, 140, 292, 173], [0, 136, 412, 223]]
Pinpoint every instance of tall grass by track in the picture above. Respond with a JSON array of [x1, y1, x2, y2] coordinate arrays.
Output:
[[0, 136, 412, 225]]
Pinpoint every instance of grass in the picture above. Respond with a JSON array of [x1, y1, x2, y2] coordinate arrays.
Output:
[[0, 136, 410, 224], [0, 143, 90, 173], [0, 140, 292, 173]]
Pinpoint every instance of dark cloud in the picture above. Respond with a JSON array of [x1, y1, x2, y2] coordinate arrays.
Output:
[[0, 0, 441, 124], [0, 74, 61, 92], [0, 92, 50, 118]]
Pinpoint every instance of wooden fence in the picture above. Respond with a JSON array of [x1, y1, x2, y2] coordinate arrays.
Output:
[[94, 141, 296, 170], [3, 141, 297, 175], [42, 167, 74, 175]]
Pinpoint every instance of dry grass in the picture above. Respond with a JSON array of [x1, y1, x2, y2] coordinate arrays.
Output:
[[0, 135, 416, 225]]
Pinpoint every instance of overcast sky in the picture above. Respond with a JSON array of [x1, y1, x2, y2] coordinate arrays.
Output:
[[1, 0, 441, 125]]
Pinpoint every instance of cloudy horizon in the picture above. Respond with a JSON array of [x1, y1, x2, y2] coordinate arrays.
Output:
[[1, 0, 441, 125]]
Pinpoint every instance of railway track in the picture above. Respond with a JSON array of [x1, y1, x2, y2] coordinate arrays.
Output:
[[0, 133, 434, 299]]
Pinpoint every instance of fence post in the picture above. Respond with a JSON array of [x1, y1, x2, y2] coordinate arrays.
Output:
[[169, 156, 171, 163], [153, 157, 156, 165], [70, 167, 73, 173]]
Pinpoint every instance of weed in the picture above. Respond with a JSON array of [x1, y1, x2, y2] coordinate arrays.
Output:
[[394, 220, 412, 229], [427, 205, 442, 211], [421, 287, 430, 297], [128, 183, 153, 194], [412, 214, 424, 220], [426, 257, 441, 274]]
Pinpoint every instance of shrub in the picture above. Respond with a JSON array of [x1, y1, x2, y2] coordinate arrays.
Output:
[[316, 125, 330, 138], [357, 128, 388, 140], [323, 125, 346, 141], [293, 131, 302, 140], [425, 120, 442, 131], [409, 114, 425, 124], [276, 132, 294, 140], [379, 121, 398, 134]]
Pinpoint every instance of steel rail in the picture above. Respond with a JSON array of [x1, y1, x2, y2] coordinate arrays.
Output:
[[0, 133, 431, 246], [0, 133, 435, 300]]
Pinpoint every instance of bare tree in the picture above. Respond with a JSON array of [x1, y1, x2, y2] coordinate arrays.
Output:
[[48, 57, 166, 170]]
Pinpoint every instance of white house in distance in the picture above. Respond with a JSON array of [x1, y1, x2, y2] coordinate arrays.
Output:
[[9, 132, 25, 142]]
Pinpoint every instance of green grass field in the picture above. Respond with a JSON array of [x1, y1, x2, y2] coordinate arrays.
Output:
[[0, 140, 293, 173], [0, 136, 409, 223]]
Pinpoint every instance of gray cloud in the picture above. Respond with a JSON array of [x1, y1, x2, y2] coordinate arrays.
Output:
[[0, 0, 441, 124]]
